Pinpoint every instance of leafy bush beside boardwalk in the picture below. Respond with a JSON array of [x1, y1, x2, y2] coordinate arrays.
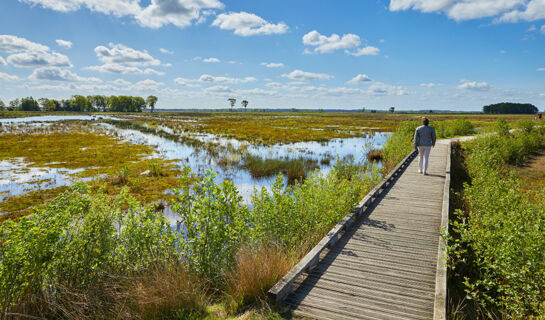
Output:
[[0, 159, 380, 319], [447, 123, 545, 318]]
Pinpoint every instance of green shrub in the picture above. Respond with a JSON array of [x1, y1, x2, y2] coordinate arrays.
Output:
[[495, 118, 510, 136], [436, 118, 475, 138], [172, 168, 249, 283], [448, 129, 545, 318], [250, 160, 380, 253], [382, 120, 418, 171], [0, 183, 176, 316], [515, 119, 534, 133]]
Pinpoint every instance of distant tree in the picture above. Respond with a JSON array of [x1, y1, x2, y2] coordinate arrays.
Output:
[[131, 96, 146, 112], [72, 95, 89, 112], [291, 108, 297, 112], [389, 107, 395, 113], [95, 95, 108, 112], [38, 98, 47, 110], [118, 96, 132, 112], [483, 102, 538, 114], [370, 110, 376, 113], [228, 98, 236, 111], [87, 95, 108, 112], [361, 107, 365, 113], [146, 95, 158, 112], [9, 98, 21, 111], [62, 99, 73, 111], [241, 100, 248, 111], [21, 97, 40, 111], [45, 100, 57, 112], [109, 96, 120, 112], [38, 98, 56, 112], [0, 99, 5, 111]]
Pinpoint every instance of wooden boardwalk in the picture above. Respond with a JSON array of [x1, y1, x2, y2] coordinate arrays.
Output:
[[282, 144, 449, 320]]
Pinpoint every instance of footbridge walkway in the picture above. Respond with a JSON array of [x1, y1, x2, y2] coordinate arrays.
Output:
[[269, 142, 452, 320]]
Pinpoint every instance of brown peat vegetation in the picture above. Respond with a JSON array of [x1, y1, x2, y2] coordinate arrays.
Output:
[[0, 111, 541, 319]]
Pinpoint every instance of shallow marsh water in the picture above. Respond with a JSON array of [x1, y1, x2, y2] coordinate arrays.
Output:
[[0, 115, 390, 215]]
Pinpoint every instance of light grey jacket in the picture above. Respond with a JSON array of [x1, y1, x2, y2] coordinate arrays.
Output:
[[414, 125, 436, 148]]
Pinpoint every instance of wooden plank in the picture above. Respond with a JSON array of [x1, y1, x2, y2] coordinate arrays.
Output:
[[310, 262, 437, 286], [323, 253, 438, 272], [309, 265, 436, 289], [291, 280, 435, 309], [288, 290, 432, 320]]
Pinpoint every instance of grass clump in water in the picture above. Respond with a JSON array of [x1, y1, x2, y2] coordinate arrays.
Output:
[[242, 156, 319, 184], [366, 149, 383, 162]]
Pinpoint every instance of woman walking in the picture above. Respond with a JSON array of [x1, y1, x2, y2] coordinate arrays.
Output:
[[414, 117, 436, 175]]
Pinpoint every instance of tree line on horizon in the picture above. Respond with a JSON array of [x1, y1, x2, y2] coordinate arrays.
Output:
[[483, 102, 539, 114], [0, 95, 158, 113]]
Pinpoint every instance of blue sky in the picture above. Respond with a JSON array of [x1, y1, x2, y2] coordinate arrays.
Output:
[[0, 0, 544, 111]]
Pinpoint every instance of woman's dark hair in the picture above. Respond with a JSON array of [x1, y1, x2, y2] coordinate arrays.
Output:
[[422, 117, 429, 126]]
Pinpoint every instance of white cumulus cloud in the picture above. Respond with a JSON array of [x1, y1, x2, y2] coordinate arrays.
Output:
[[0, 56, 7, 66], [303, 30, 360, 53], [420, 82, 440, 87], [203, 85, 232, 93], [389, 0, 545, 23], [85, 63, 164, 75], [20, 0, 223, 29], [212, 11, 288, 36], [537, 67, 545, 71], [131, 79, 165, 91], [302, 30, 379, 56], [159, 48, 174, 54], [113, 78, 131, 86], [203, 57, 220, 63], [7, 51, 72, 68], [136, 0, 224, 28], [457, 79, 491, 91], [19, 0, 141, 16], [29, 66, 101, 82], [368, 82, 407, 96], [198, 74, 256, 84], [282, 69, 333, 81], [56, 39, 72, 48], [0, 34, 49, 53], [0, 71, 19, 81], [347, 74, 372, 84], [88, 43, 164, 75], [0, 35, 73, 68], [95, 43, 160, 66], [347, 46, 380, 56], [261, 62, 284, 68]]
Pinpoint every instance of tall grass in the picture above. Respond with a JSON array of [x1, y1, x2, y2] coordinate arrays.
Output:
[[446, 123, 545, 318], [242, 156, 319, 184], [225, 245, 293, 312], [382, 120, 418, 171]]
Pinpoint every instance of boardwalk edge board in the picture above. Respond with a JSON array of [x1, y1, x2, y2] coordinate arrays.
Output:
[[268, 150, 418, 304], [433, 143, 451, 320]]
